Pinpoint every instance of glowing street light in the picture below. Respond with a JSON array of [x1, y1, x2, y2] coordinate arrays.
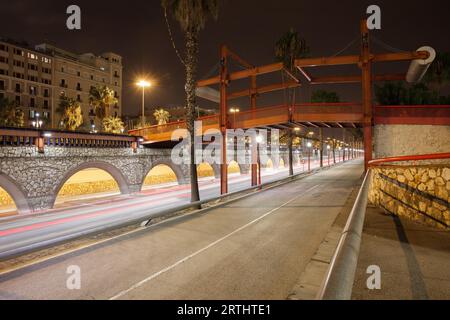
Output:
[[229, 108, 240, 127], [256, 135, 264, 144], [136, 79, 152, 128]]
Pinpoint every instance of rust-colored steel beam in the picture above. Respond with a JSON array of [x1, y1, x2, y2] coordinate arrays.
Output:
[[310, 75, 361, 84], [198, 76, 221, 87], [228, 81, 300, 100], [229, 62, 285, 81], [309, 73, 406, 84], [220, 45, 228, 195], [297, 67, 313, 82], [295, 55, 360, 68], [283, 68, 301, 83], [361, 19, 373, 171], [371, 51, 429, 63], [306, 122, 320, 128], [251, 75, 258, 187], [198, 62, 285, 87]]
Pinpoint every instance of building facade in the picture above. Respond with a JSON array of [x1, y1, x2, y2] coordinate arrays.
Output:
[[0, 39, 122, 129]]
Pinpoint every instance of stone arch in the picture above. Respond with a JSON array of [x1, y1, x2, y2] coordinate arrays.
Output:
[[0, 172, 32, 214], [53, 161, 130, 207], [228, 160, 242, 175], [262, 158, 274, 169], [142, 159, 186, 187], [197, 162, 217, 179]]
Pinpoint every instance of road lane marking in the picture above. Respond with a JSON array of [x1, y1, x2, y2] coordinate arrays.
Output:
[[109, 184, 320, 300]]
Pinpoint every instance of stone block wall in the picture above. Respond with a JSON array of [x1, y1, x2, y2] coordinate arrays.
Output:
[[369, 165, 450, 229]]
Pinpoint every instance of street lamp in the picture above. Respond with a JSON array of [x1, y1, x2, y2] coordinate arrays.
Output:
[[307, 141, 312, 171], [136, 80, 152, 128], [32, 113, 43, 128], [229, 107, 240, 128], [327, 145, 331, 166], [256, 134, 263, 186]]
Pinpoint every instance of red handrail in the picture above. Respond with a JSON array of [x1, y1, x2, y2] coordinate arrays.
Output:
[[375, 104, 450, 109], [369, 152, 450, 166]]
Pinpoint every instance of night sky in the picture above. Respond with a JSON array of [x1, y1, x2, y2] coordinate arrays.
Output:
[[1, 0, 450, 118]]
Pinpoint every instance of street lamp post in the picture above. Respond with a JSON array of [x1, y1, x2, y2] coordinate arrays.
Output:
[[327, 145, 331, 166], [32, 113, 43, 129], [256, 135, 263, 186], [307, 141, 312, 171], [137, 80, 151, 128]]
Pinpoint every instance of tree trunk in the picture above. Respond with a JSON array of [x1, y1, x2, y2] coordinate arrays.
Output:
[[333, 146, 336, 164], [185, 30, 200, 204]]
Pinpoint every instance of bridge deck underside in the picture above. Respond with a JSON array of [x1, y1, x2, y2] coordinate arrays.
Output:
[[130, 104, 450, 144], [132, 103, 364, 144]]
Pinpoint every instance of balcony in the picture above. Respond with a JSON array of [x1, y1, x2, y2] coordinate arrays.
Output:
[[76, 86, 82, 91], [60, 83, 68, 88]]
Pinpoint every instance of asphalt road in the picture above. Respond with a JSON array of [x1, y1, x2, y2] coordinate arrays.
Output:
[[0, 159, 363, 300], [0, 157, 329, 258]]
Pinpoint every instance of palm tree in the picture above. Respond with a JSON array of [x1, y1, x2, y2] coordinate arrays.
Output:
[[102, 116, 125, 134], [275, 28, 309, 176], [162, 0, 219, 203], [89, 85, 118, 121], [0, 98, 24, 128], [58, 94, 83, 130], [61, 103, 83, 131], [154, 108, 171, 125]]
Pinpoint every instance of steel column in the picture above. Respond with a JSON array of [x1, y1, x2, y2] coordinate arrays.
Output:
[[219, 45, 229, 194], [361, 20, 373, 171], [251, 75, 258, 186]]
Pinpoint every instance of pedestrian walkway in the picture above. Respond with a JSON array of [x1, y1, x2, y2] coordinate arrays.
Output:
[[352, 205, 450, 299]]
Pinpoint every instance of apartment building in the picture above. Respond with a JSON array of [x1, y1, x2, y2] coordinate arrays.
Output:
[[0, 38, 123, 129], [0, 40, 54, 126]]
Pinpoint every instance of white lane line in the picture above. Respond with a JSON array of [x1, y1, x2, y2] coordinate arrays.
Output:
[[109, 184, 320, 300]]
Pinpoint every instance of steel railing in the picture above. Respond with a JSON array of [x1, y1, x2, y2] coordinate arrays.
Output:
[[316, 170, 371, 300]]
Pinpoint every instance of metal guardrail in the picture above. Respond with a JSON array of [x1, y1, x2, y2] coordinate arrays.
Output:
[[0, 127, 142, 150], [368, 152, 450, 166], [316, 169, 371, 300]]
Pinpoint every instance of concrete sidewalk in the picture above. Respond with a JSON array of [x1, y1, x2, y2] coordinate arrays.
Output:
[[352, 206, 450, 300]]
